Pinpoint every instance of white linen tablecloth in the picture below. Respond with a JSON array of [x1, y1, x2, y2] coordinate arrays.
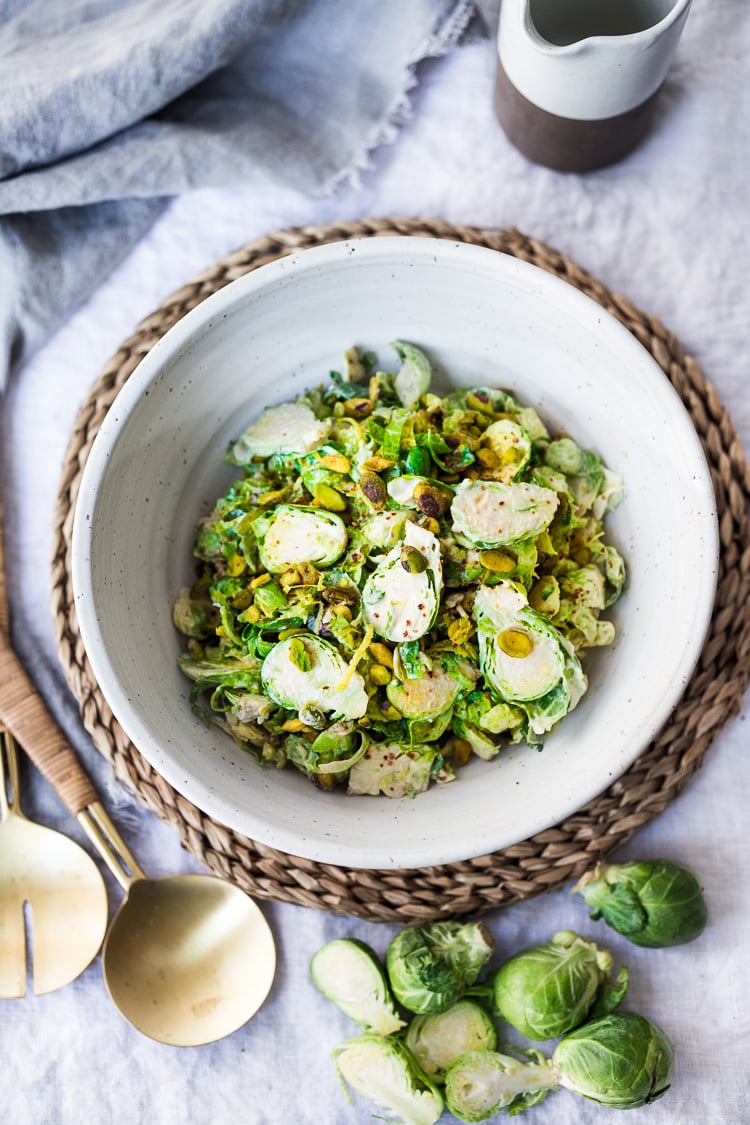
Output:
[[2, 6, 749, 1123]]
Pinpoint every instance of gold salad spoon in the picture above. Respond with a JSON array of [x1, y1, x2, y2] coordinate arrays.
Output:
[[0, 487, 276, 1044]]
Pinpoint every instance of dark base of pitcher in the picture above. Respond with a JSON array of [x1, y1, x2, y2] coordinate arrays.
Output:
[[494, 60, 659, 173]]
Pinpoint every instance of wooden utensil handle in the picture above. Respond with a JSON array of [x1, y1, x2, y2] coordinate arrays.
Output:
[[0, 643, 99, 816], [0, 482, 98, 815]]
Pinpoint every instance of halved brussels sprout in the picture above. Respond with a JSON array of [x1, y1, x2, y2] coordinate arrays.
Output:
[[451, 480, 558, 547], [521, 681, 572, 739], [480, 418, 531, 482], [408, 707, 456, 745], [231, 402, 330, 462], [387, 660, 465, 720], [444, 1049, 552, 1121], [392, 339, 432, 408], [362, 522, 443, 643], [362, 509, 413, 548], [559, 564, 606, 609], [173, 585, 211, 638], [520, 630, 588, 739], [515, 405, 549, 440], [255, 504, 347, 573], [334, 1035, 443, 1125], [473, 583, 565, 703], [592, 466, 625, 518], [261, 634, 367, 721], [452, 682, 527, 757], [405, 1001, 497, 1083], [479, 700, 526, 735], [178, 648, 263, 693], [543, 438, 606, 511], [442, 1014, 674, 1117], [553, 600, 611, 649], [230, 691, 274, 724], [589, 539, 626, 606], [452, 717, 502, 761], [347, 742, 437, 799], [310, 939, 405, 1035]]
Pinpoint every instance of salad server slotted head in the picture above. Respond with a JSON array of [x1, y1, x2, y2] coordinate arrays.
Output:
[[0, 482, 107, 996], [0, 725, 108, 997], [0, 485, 276, 1043]]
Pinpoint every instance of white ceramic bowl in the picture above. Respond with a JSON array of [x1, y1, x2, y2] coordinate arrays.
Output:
[[72, 238, 718, 870]]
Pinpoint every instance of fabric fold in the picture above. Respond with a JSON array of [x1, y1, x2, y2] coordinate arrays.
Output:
[[0, 0, 476, 387]]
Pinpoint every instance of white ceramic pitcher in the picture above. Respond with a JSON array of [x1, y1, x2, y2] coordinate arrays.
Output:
[[495, 0, 692, 171]]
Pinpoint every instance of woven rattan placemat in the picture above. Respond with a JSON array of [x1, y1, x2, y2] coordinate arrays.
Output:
[[51, 219, 750, 923]]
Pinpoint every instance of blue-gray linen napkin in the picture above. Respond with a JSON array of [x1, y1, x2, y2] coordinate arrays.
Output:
[[0, 0, 475, 387]]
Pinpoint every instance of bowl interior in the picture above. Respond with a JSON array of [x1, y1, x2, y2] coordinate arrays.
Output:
[[72, 238, 718, 869]]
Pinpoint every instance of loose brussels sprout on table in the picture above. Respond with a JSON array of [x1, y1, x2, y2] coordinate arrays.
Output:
[[174, 340, 625, 797], [334, 1034, 444, 1125], [386, 921, 495, 1014], [310, 916, 681, 1123], [573, 858, 708, 948], [310, 938, 405, 1035], [553, 1012, 674, 1109], [489, 930, 628, 1040], [444, 1013, 674, 1119], [444, 1047, 553, 1120], [405, 1000, 498, 1083]]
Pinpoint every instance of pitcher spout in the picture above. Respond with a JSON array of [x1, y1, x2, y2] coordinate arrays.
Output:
[[524, 0, 693, 50]]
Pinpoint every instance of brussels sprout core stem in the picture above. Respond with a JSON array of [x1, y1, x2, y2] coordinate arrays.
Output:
[[571, 861, 605, 893], [445, 1049, 555, 1118], [496, 1061, 555, 1097]]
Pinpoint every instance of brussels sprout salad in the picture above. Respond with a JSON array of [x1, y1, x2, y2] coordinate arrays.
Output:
[[174, 341, 625, 796]]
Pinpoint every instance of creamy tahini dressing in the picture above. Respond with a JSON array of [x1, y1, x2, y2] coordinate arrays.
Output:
[[261, 636, 367, 719], [233, 402, 331, 460], [362, 522, 443, 643], [494, 631, 563, 700], [386, 475, 428, 508], [451, 479, 559, 545], [474, 584, 564, 701], [259, 506, 347, 572]]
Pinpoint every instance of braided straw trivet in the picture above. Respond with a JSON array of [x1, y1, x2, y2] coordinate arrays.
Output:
[[52, 219, 750, 923]]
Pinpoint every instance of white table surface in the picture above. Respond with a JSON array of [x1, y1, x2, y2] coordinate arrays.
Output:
[[2, 9, 749, 1124]]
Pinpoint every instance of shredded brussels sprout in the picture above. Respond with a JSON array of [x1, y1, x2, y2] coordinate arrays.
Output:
[[175, 342, 625, 795]]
